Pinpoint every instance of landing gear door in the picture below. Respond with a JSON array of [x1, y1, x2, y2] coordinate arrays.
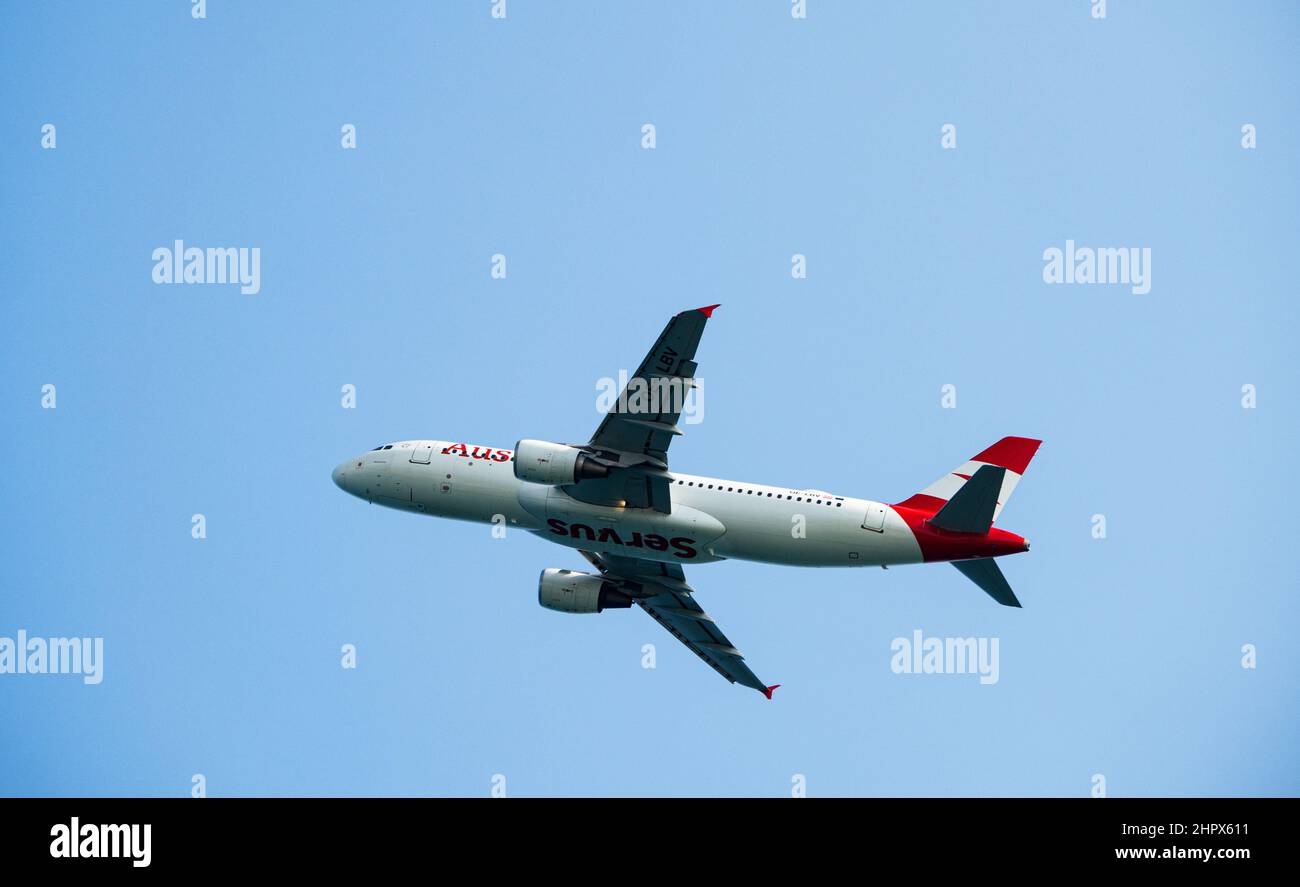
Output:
[[410, 444, 434, 464], [862, 503, 886, 532]]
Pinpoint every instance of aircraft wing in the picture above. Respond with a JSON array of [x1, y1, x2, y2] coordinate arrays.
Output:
[[564, 305, 718, 513], [580, 550, 778, 698]]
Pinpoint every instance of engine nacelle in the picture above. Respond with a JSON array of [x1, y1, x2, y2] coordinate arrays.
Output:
[[514, 439, 610, 486], [538, 568, 633, 614]]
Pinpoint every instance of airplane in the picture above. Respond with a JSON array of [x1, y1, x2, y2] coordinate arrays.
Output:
[[331, 305, 1040, 698]]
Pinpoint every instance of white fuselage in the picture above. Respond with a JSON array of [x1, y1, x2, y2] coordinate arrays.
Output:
[[332, 440, 925, 568]]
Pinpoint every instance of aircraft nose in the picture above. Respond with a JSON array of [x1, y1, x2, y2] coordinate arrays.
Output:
[[331, 461, 348, 491]]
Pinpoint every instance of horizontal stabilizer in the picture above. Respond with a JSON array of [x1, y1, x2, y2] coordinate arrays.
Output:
[[928, 464, 1006, 534], [952, 558, 1021, 608]]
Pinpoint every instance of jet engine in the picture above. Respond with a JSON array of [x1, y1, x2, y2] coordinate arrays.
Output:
[[538, 568, 634, 614], [514, 439, 611, 486]]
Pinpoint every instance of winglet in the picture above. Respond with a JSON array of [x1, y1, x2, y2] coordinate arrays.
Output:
[[695, 303, 721, 318], [762, 684, 781, 700]]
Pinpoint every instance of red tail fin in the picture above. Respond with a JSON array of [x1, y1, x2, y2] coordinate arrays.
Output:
[[895, 437, 1041, 522]]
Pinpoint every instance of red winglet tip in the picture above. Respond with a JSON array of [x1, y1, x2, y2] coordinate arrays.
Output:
[[763, 684, 781, 700], [696, 303, 721, 318]]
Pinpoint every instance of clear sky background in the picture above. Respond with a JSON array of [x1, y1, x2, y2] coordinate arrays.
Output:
[[1, 1, 1296, 797]]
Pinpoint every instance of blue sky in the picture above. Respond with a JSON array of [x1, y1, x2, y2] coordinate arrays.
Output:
[[1, 1, 1296, 796]]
